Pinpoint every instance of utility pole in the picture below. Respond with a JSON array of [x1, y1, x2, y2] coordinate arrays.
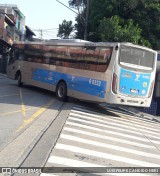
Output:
[[84, 0, 89, 40], [56, 0, 89, 40]]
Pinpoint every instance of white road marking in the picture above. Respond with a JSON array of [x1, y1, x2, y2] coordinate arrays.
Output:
[[68, 117, 160, 144], [48, 155, 104, 167], [55, 143, 160, 167], [43, 107, 159, 176], [70, 112, 160, 139], [41, 174, 58, 176], [47, 156, 149, 176], [71, 109, 160, 134], [60, 134, 160, 159], [73, 107, 160, 128], [64, 126, 155, 149]]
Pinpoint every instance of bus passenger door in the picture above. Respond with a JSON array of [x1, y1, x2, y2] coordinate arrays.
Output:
[[7, 50, 16, 79]]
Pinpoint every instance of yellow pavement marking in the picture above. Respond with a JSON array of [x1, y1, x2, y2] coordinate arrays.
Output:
[[20, 88, 26, 117], [16, 99, 55, 131], [0, 107, 37, 116]]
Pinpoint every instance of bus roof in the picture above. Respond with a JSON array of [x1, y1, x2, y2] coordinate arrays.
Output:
[[13, 40, 120, 48], [12, 40, 156, 53]]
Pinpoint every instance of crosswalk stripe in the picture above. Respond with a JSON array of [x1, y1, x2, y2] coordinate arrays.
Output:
[[48, 155, 104, 167], [42, 107, 159, 176], [127, 115, 160, 126], [123, 117, 160, 133], [68, 117, 160, 144], [41, 174, 58, 176], [71, 109, 160, 133], [66, 120, 157, 146], [73, 107, 101, 115], [72, 106, 160, 129], [60, 134, 160, 159], [66, 121, 158, 145], [46, 156, 149, 176], [55, 143, 160, 167], [64, 126, 155, 149], [70, 112, 160, 139]]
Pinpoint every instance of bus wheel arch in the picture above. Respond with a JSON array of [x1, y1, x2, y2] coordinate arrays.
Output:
[[15, 70, 23, 87], [56, 80, 67, 101]]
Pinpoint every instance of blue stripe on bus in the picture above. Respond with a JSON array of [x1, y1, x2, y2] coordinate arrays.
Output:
[[32, 68, 107, 98]]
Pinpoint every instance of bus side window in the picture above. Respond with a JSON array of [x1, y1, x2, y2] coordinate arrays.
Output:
[[69, 47, 82, 69], [19, 51, 24, 60], [8, 50, 15, 65], [13, 50, 24, 61], [79, 46, 98, 71], [97, 47, 113, 72], [14, 51, 19, 60]]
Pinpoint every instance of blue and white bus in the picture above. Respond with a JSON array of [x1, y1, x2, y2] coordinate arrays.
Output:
[[7, 40, 157, 107]]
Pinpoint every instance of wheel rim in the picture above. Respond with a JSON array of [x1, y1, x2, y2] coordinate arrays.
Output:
[[58, 86, 64, 98]]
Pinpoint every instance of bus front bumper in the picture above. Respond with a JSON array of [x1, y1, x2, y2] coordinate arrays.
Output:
[[107, 93, 151, 107]]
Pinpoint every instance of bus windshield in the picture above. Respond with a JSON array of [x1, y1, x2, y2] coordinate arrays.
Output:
[[119, 45, 155, 71]]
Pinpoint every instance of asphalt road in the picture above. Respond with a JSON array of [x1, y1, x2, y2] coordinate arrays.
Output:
[[0, 76, 160, 176], [0, 77, 61, 151]]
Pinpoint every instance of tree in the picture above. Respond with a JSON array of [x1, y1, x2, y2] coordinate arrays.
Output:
[[68, 0, 86, 27], [68, 0, 89, 40], [69, 0, 160, 49], [68, 0, 87, 12], [74, 10, 86, 39], [89, 0, 160, 49], [57, 20, 74, 39], [98, 16, 151, 47]]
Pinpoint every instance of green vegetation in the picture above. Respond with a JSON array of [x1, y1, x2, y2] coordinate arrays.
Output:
[[58, 0, 160, 49], [98, 16, 151, 47], [57, 20, 74, 39]]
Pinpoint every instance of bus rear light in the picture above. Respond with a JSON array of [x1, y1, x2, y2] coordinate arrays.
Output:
[[112, 73, 117, 94], [148, 81, 154, 98]]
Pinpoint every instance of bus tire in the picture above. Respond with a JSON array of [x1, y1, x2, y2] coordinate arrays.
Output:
[[56, 82, 67, 101], [17, 72, 23, 87]]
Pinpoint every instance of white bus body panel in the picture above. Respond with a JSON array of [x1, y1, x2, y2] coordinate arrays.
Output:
[[7, 41, 157, 107]]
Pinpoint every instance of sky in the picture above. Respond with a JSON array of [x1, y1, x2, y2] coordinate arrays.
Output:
[[0, 0, 77, 39]]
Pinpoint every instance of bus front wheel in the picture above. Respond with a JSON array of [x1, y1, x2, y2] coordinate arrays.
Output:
[[17, 73, 23, 87], [56, 82, 67, 101]]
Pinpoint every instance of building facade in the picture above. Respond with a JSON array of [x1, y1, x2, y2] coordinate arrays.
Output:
[[0, 4, 35, 74], [0, 4, 26, 73]]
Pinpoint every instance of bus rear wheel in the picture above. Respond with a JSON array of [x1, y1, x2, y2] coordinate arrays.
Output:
[[17, 73, 23, 87], [56, 82, 67, 101]]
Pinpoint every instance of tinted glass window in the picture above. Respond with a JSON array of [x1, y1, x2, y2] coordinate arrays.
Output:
[[119, 45, 155, 70]]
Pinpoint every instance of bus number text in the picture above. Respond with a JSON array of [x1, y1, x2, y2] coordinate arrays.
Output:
[[89, 79, 101, 87]]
